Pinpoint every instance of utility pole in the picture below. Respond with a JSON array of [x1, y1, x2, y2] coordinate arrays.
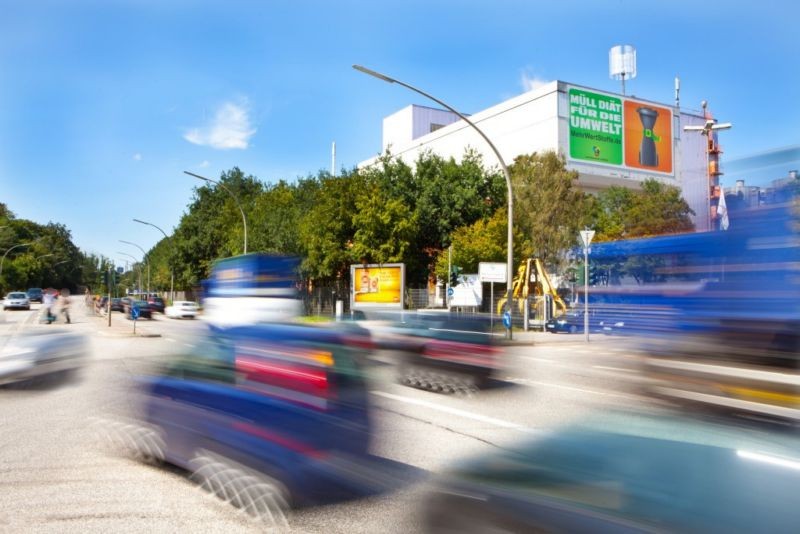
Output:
[[580, 230, 595, 342]]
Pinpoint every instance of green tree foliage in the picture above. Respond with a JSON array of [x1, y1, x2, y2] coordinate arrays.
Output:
[[511, 151, 591, 267], [591, 179, 695, 241], [298, 170, 363, 280], [433, 208, 524, 280], [172, 167, 264, 288], [350, 178, 418, 266]]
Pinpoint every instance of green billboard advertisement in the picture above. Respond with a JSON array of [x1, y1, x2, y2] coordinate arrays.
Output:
[[568, 88, 623, 165]]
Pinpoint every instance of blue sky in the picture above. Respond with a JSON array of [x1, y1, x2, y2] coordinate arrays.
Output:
[[1, 0, 798, 257]]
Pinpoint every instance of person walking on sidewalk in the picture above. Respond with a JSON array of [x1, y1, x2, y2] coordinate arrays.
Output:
[[60, 289, 71, 324], [42, 289, 56, 324]]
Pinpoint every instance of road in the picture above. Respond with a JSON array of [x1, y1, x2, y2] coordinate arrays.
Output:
[[0, 300, 659, 533]]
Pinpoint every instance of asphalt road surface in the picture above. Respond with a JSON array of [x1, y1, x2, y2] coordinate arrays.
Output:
[[0, 300, 659, 533]]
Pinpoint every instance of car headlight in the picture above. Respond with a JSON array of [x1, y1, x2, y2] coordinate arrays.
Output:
[[557, 320, 567, 324]]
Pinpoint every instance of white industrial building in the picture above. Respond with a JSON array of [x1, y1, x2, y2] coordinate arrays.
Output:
[[360, 81, 715, 231]]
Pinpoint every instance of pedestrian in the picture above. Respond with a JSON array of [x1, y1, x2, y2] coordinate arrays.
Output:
[[42, 289, 56, 324], [60, 289, 71, 324]]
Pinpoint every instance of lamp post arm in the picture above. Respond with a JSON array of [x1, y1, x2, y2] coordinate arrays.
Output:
[[184, 171, 248, 254], [353, 65, 515, 338]]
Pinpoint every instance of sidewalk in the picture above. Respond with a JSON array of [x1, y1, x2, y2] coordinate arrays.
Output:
[[84, 302, 161, 337]]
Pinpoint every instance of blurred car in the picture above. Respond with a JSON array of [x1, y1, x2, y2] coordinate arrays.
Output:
[[138, 322, 372, 507], [424, 412, 800, 533], [26, 288, 43, 303], [544, 309, 602, 334], [0, 329, 88, 385], [110, 298, 124, 312], [164, 300, 199, 319], [385, 314, 502, 391], [3, 292, 31, 311], [147, 295, 165, 313], [125, 300, 152, 320]]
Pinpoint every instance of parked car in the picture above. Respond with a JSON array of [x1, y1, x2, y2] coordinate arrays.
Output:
[[4, 292, 31, 311], [110, 298, 124, 312], [125, 300, 152, 320], [424, 411, 800, 533], [147, 295, 165, 313], [164, 300, 199, 319], [26, 288, 43, 303]]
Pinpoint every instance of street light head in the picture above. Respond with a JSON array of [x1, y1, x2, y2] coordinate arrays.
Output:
[[352, 64, 396, 84], [133, 218, 147, 225]]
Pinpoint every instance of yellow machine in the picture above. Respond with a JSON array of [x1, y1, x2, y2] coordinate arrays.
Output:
[[496, 258, 567, 319]]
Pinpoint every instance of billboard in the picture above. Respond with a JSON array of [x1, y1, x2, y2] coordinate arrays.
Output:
[[350, 263, 405, 309], [568, 86, 673, 175]]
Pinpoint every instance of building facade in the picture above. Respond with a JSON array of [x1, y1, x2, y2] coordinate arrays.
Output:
[[361, 81, 713, 231]]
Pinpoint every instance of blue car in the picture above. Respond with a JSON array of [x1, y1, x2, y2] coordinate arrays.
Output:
[[138, 322, 372, 510]]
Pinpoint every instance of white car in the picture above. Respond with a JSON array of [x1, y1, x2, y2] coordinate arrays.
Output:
[[3, 292, 31, 311], [164, 300, 199, 319]]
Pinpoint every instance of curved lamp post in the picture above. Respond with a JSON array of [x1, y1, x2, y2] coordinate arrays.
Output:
[[118, 252, 144, 295], [133, 218, 174, 304], [119, 240, 150, 296], [353, 64, 515, 338], [184, 170, 248, 255]]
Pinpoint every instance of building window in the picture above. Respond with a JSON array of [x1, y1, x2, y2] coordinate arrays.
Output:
[[430, 123, 445, 133]]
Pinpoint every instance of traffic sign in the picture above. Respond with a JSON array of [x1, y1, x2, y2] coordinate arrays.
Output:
[[502, 311, 511, 329], [580, 230, 595, 247], [447, 287, 454, 297], [131, 305, 140, 320]]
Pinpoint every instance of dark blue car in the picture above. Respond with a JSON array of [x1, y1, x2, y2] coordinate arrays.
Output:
[[139, 322, 372, 511]]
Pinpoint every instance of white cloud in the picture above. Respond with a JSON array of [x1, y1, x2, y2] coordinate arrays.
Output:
[[132, 153, 142, 161], [184, 101, 256, 150], [520, 68, 552, 92], [199, 160, 210, 168]]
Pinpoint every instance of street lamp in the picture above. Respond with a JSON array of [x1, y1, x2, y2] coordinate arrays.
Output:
[[353, 64, 516, 338], [120, 240, 150, 296], [118, 252, 143, 295], [133, 218, 175, 304], [184, 170, 248, 255]]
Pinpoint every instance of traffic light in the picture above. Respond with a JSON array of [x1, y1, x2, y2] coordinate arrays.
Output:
[[588, 264, 599, 286], [450, 266, 462, 287]]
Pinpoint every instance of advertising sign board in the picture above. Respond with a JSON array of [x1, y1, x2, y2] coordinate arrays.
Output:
[[350, 263, 405, 310], [450, 274, 482, 307], [567, 86, 673, 175]]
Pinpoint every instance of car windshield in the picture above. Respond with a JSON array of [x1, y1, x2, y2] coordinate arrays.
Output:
[[8, 293, 27, 298]]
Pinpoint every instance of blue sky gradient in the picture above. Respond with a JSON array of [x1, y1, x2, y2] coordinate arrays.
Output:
[[1, 0, 798, 256]]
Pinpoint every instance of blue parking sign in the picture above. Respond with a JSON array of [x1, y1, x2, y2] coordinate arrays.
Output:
[[502, 311, 511, 329]]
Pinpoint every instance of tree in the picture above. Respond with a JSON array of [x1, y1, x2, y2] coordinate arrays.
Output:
[[591, 179, 694, 241], [511, 151, 591, 268]]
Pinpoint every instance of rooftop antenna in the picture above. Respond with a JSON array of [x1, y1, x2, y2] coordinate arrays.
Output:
[[674, 76, 680, 108], [609, 45, 637, 96]]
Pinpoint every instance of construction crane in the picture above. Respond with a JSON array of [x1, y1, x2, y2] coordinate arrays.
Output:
[[496, 258, 567, 319]]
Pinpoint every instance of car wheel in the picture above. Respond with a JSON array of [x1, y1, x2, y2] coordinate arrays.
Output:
[[569, 325, 577, 334]]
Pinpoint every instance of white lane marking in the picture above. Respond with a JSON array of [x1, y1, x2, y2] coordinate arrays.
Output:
[[183, 343, 195, 348], [507, 379, 637, 400], [593, 365, 634, 373], [371, 390, 534, 433], [165, 338, 176, 343]]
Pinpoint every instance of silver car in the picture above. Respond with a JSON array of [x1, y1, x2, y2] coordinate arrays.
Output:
[[0, 329, 88, 385], [3, 292, 30, 311]]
